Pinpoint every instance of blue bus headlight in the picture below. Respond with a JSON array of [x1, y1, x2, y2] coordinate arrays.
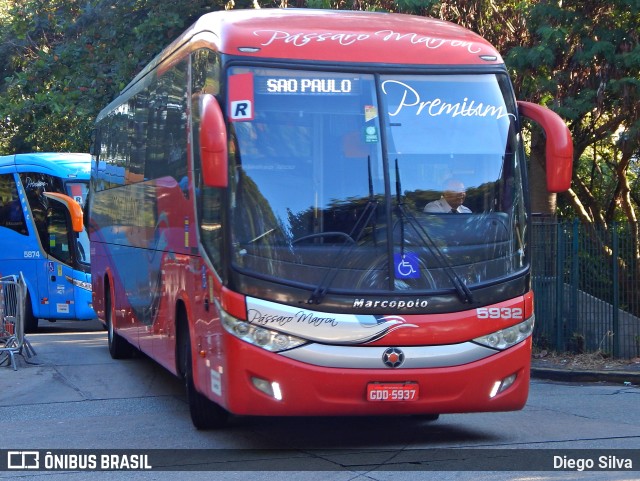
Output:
[[66, 276, 92, 292], [220, 310, 307, 352], [473, 316, 535, 350]]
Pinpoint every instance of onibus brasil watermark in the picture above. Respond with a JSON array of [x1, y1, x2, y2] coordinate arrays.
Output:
[[6, 451, 151, 471]]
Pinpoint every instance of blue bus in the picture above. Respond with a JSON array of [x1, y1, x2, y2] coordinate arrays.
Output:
[[0, 153, 95, 331]]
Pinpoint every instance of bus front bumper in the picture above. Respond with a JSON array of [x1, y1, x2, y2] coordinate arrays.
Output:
[[203, 335, 531, 417]]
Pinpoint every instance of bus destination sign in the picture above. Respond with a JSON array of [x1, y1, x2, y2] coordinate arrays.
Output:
[[259, 76, 360, 95]]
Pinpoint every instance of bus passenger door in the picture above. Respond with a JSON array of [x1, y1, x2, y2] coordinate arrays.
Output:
[[37, 196, 79, 320]]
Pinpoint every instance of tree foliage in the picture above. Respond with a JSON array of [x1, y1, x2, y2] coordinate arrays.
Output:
[[507, 0, 640, 224], [0, 0, 222, 152], [0, 0, 639, 224]]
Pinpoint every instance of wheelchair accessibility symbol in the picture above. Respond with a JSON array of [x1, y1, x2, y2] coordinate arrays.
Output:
[[394, 253, 420, 279]]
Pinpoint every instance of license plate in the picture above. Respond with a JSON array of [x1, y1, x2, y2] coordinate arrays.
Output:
[[367, 382, 419, 402]]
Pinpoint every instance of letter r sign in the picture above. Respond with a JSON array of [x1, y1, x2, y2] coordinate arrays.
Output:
[[228, 73, 255, 122], [231, 100, 253, 120]]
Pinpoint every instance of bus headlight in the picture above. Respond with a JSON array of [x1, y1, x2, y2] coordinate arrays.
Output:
[[473, 316, 535, 350], [220, 310, 307, 352], [66, 276, 92, 291]]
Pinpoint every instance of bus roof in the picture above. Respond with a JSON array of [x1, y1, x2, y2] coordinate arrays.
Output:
[[0, 153, 91, 179], [205, 9, 503, 65], [118, 9, 503, 99], [199, 8, 502, 65]]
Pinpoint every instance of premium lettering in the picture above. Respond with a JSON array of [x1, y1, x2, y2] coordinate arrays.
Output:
[[382, 80, 515, 120]]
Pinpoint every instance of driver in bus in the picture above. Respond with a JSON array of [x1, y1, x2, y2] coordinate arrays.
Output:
[[424, 179, 471, 214]]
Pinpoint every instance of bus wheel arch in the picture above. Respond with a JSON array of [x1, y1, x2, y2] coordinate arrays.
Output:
[[176, 303, 229, 430]]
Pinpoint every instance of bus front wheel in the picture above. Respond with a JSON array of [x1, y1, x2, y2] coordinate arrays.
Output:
[[178, 316, 229, 430]]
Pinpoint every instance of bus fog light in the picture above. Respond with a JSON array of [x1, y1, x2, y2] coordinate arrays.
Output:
[[251, 377, 283, 401], [489, 373, 517, 398]]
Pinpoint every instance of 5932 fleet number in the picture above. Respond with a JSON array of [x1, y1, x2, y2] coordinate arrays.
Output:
[[476, 307, 523, 319]]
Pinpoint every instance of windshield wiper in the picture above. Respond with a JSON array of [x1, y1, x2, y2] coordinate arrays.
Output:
[[307, 156, 378, 305], [394, 159, 474, 304]]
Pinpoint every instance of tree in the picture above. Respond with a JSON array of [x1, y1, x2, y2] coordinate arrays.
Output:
[[506, 0, 640, 223], [0, 0, 223, 153]]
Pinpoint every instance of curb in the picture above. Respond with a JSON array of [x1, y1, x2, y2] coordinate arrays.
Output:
[[531, 366, 640, 385]]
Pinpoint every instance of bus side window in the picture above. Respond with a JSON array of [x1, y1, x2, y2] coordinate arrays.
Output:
[[144, 59, 188, 184], [44, 200, 73, 265], [0, 174, 27, 235]]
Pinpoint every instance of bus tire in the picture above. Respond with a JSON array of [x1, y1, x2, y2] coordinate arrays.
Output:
[[178, 316, 229, 430], [106, 288, 133, 359], [412, 413, 440, 422], [23, 293, 38, 333]]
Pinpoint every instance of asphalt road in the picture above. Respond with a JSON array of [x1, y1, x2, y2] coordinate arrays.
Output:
[[1, 319, 639, 481]]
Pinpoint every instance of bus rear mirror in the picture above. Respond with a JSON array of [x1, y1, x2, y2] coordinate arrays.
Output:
[[517, 101, 573, 192], [43, 192, 84, 233], [200, 94, 228, 188]]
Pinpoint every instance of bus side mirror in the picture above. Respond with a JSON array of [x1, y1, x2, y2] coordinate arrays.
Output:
[[517, 101, 573, 192], [43, 192, 84, 233], [200, 94, 228, 188]]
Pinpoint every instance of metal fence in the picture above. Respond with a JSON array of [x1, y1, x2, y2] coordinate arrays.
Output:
[[531, 219, 640, 359], [0, 273, 36, 370]]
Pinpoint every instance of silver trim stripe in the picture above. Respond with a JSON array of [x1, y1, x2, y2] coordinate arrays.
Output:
[[245, 296, 419, 344], [279, 342, 497, 369]]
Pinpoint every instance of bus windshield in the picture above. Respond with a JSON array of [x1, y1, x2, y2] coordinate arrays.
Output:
[[226, 67, 526, 297], [20, 173, 91, 269]]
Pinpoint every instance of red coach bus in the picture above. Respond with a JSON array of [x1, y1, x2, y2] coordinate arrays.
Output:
[[90, 8, 573, 429]]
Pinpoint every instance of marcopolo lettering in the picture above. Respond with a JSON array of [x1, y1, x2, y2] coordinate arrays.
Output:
[[353, 298, 428, 309]]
